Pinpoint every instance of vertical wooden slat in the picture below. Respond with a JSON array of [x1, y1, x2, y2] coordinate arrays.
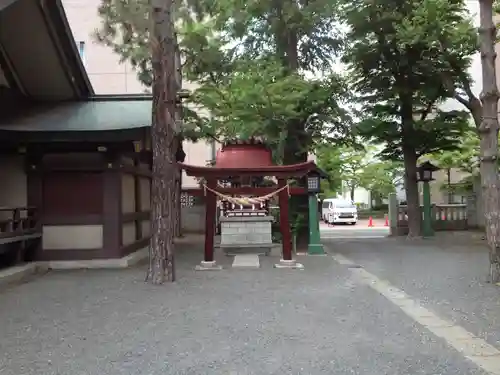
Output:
[[133, 157, 143, 240], [102, 153, 122, 258]]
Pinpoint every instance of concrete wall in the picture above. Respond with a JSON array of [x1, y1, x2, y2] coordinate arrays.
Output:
[[181, 205, 205, 233], [427, 168, 470, 204], [43, 225, 103, 250], [62, 0, 146, 94], [340, 186, 371, 206], [468, 176, 483, 229], [122, 222, 136, 246]]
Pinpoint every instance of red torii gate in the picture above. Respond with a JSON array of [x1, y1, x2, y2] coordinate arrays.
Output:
[[178, 139, 321, 268]]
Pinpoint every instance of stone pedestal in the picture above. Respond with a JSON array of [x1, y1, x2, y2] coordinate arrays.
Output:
[[195, 260, 222, 271], [220, 215, 274, 255], [274, 259, 304, 269]]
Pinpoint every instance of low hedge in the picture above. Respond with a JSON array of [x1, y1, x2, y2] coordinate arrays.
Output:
[[357, 210, 387, 219]]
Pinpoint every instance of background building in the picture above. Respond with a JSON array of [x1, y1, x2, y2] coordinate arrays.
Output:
[[62, 0, 212, 188]]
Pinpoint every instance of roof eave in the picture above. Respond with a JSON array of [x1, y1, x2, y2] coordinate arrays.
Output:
[[179, 160, 318, 178]]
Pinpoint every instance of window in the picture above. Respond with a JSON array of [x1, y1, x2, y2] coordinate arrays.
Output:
[[334, 201, 355, 209], [78, 41, 85, 64]]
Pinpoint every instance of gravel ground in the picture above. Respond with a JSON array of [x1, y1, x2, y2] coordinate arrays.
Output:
[[0, 242, 487, 375], [325, 235, 500, 350]]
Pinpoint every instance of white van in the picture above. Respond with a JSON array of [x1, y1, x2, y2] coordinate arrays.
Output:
[[321, 198, 358, 225]]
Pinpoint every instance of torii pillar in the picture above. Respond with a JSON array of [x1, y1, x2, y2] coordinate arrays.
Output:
[[195, 178, 222, 271]]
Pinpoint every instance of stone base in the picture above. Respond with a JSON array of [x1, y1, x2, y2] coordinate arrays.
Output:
[[42, 247, 149, 270], [274, 259, 304, 270], [220, 244, 273, 256], [307, 243, 325, 255], [0, 263, 47, 288], [232, 254, 260, 269], [195, 261, 223, 271]]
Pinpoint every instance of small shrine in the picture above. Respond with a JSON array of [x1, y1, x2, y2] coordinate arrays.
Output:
[[179, 138, 322, 270]]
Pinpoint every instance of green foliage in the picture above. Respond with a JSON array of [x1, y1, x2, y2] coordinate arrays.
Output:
[[95, 0, 344, 84], [316, 143, 402, 199], [357, 110, 473, 161], [94, 0, 151, 86], [430, 131, 500, 196], [430, 130, 480, 175], [95, 0, 352, 158], [341, 0, 474, 236], [360, 160, 403, 197], [182, 57, 353, 159], [341, 0, 474, 155]]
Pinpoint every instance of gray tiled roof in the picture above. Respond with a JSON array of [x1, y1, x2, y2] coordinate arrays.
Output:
[[0, 97, 152, 132]]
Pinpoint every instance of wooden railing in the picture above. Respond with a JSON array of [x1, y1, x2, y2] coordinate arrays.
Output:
[[0, 207, 41, 267], [397, 204, 467, 231]]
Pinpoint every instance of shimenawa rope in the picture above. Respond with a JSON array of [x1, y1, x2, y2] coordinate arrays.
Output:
[[203, 184, 290, 206]]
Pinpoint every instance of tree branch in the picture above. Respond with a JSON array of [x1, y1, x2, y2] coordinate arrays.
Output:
[[437, 39, 479, 110], [420, 96, 438, 121], [453, 93, 471, 108]]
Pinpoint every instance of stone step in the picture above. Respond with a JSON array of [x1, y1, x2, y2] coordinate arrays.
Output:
[[232, 254, 260, 269]]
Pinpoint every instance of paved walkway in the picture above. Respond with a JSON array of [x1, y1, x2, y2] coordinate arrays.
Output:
[[325, 234, 500, 374], [0, 237, 492, 375]]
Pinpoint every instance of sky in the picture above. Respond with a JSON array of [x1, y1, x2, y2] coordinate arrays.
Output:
[[441, 0, 482, 111]]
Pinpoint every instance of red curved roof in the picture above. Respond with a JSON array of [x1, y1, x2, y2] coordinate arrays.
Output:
[[178, 160, 318, 178], [215, 143, 273, 168]]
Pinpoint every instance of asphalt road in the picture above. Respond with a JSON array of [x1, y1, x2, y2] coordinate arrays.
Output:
[[321, 219, 390, 239]]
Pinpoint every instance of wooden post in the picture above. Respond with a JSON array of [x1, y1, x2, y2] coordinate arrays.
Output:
[[388, 192, 398, 236], [278, 178, 292, 261], [204, 178, 217, 262], [26, 154, 43, 261], [103, 153, 122, 259], [133, 157, 143, 240]]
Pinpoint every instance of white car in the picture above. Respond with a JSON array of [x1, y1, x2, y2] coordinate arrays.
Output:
[[321, 198, 358, 225]]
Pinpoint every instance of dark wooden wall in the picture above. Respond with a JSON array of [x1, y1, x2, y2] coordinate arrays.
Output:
[[26, 149, 151, 261], [119, 155, 151, 257]]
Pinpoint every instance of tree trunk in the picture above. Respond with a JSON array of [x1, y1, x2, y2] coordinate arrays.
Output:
[[400, 92, 421, 237], [173, 23, 182, 239], [147, 0, 177, 284], [447, 168, 452, 204], [470, 98, 483, 128], [402, 143, 421, 237], [350, 185, 355, 202], [478, 0, 500, 281]]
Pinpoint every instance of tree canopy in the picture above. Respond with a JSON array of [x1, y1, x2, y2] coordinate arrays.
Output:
[[341, 0, 474, 236], [316, 143, 402, 203], [183, 58, 353, 161], [95, 0, 353, 164], [95, 0, 490, 240]]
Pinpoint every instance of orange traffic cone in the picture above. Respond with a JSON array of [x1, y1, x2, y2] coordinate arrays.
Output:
[[384, 215, 389, 227], [368, 216, 374, 227]]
